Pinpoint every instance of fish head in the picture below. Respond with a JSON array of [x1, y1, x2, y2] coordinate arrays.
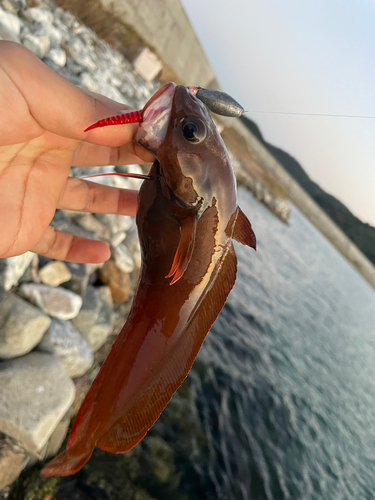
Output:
[[135, 82, 236, 215]]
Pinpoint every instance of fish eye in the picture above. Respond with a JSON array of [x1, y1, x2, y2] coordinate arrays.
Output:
[[181, 118, 206, 144]]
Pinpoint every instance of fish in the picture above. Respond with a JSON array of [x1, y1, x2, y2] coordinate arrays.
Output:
[[41, 82, 256, 477]]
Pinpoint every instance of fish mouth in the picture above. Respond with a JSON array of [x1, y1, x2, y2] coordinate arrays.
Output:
[[135, 82, 176, 154]]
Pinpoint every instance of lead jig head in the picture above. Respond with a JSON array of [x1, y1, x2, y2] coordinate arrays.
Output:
[[189, 86, 244, 118]]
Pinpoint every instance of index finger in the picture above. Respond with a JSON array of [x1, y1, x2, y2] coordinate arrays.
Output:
[[0, 42, 140, 147]]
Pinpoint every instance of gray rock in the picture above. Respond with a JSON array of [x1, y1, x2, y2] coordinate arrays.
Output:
[[0, 352, 75, 455], [45, 47, 66, 66], [62, 262, 90, 296], [51, 210, 97, 240], [71, 285, 114, 352], [75, 213, 111, 240], [39, 260, 72, 287], [0, 438, 26, 491], [110, 230, 126, 248], [38, 319, 93, 378], [0, 8, 21, 42], [0, 0, 22, 16], [0, 294, 51, 359], [35, 19, 62, 48], [113, 243, 135, 274], [22, 32, 50, 58], [80, 71, 99, 92], [22, 6, 53, 24], [53, 6, 75, 29], [18, 253, 39, 284], [38, 408, 71, 461], [19, 283, 82, 320], [2, 252, 34, 291]]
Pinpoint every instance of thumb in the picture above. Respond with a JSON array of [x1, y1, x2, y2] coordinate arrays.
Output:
[[1, 41, 138, 147]]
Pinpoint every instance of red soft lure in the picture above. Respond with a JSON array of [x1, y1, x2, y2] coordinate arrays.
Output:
[[84, 110, 143, 132]]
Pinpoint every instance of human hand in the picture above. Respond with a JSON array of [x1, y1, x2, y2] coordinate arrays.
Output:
[[0, 41, 154, 263]]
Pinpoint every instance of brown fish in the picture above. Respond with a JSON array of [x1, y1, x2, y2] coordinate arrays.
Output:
[[41, 82, 255, 477]]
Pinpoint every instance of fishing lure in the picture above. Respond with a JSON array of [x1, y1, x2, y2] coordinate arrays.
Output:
[[41, 82, 255, 477]]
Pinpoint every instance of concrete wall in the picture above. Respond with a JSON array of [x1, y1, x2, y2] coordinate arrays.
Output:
[[99, 0, 218, 88], [226, 118, 375, 290]]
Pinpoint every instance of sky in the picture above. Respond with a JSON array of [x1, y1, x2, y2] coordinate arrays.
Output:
[[180, 0, 375, 225]]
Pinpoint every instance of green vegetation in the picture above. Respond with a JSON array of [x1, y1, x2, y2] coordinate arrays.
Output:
[[240, 115, 375, 265]]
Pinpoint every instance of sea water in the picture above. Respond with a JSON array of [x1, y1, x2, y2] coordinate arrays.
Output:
[[192, 187, 375, 499], [55, 187, 375, 500]]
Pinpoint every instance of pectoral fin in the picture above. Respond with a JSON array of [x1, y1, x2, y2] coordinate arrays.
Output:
[[233, 207, 256, 250], [166, 214, 197, 284]]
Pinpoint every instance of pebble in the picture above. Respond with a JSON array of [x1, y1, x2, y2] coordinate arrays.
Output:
[[0, 0, 20, 16], [113, 243, 135, 274], [22, 32, 50, 58], [19, 283, 83, 320], [0, 439, 26, 491], [0, 352, 75, 455], [71, 285, 114, 352], [0, 7, 21, 42], [98, 259, 131, 304], [75, 213, 112, 240], [39, 260, 72, 287], [22, 6, 54, 24], [45, 46, 66, 66], [38, 319, 93, 378], [2, 252, 34, 291], [110, 230, 126, 248], [62, 262, 90, 296], [0, 294, 51, 359]]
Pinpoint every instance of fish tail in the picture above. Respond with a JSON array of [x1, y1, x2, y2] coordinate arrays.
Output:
[[40, 438, 95, 477]]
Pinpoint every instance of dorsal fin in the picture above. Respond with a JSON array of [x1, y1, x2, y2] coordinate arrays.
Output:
[[166, 214, 197, 284], [233, 207, 256, 250]]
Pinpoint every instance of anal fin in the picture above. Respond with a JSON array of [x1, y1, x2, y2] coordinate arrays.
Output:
[[233, 207, 256, 250]]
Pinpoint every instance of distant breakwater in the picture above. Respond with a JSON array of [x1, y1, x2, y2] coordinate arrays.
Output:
[[226, 118, 375, 291]]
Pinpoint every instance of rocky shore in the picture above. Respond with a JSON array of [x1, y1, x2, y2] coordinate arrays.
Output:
[[0, 0, 288, 496], [0, 0, 160, 494]]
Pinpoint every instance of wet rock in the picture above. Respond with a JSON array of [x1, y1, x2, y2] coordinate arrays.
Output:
[[62, 262, 90, 296], [19, 283, 82, 320], [39, 260, 72, 287], [71, 285, 114, 352], [0, 8, 21, 42], [0, 438, 26, 491], [2, 252, 34, 291], [113, 244, 135, 274], [0, 352, 75, 455], [38, 319, 93, 378], [144, 436, 175, 483], [0, 294, 51, 359], [98, 259, 131, 304]]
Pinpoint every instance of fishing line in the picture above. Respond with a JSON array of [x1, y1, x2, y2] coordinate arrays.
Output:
[[245, 111, 375, 119]]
